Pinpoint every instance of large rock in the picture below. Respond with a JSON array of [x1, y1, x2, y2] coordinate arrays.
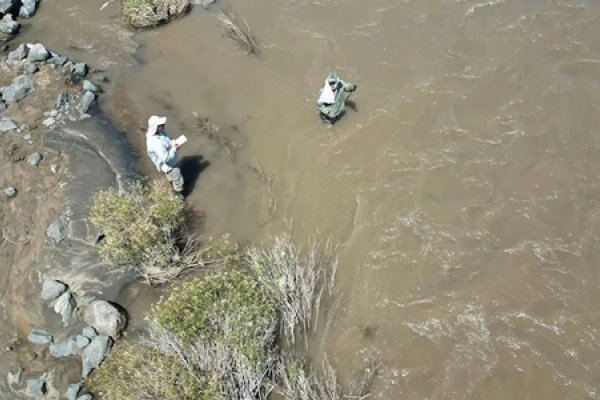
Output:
[[77, 395, 93, 400], [41, 279, 67, 301], [75, 335, 90, 349], [7, 43, 28, 62], [82, 326, 97, 339], [27, 43, 49, 62], [65, 382, 82, 400], [0, 0, 18, 14], [81, 336, 112, 378], [27, 328, 53, 345], [47, 216, 68, 244], [19, 0, 37, 17], [1, 75, 33, 104], [82, 80, 98, 93], [0, 14, 19, 35], [49, 336, 78, 358], [123, 0, 189, 28], [27, 152, 43, 166], [82, 300, 127, 338], [51, 291, 76, 326], [79, 91, 95, 113], [25, 374, 47, 397], [0, 116, 18, 133]]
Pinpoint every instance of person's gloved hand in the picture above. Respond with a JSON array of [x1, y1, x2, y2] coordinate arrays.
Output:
[[160, 164, 173, 173]]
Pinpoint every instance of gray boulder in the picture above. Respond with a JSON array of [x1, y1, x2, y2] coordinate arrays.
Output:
[[51, 291, 76, 326], [27, 152, 42, 166], [65, 382, 82, 400], [73, 62, 88, 78], [27, 328, 53, 345], [7, 43, 28, 62], [75, 335, 90, 349], [82, 80, 98, 93], [77, 395, 93, 400], [82, 300, 127, 338], [47, 216, 68, 244], [4, 187, 16, 198], [0, 0, 18, 14], [79, 91, 95, 113], [1, 75, 33, 104], [25, 374, 47, 397], [41, 279, 67, 301], [19, 0, 37, 17], [82, 336, 112, 378], [48, 53, 68, 66], [27, 43, 49, 62], [82, 326, 97, 339], [0, 116, 18, 133], [0, 14, 19, 35], [56, 91, 68, 109], [49, 336, 78, 358]]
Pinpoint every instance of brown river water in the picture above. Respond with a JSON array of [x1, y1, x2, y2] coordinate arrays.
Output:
[[8, 0, 600, 398]]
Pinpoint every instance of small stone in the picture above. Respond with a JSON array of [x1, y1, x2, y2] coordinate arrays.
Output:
[[62, 61, 74, 75], [0, 14, 19, 35], [82, 336, 112, 378], [56, 91, 68, 109], [27, 328, 53, 345], [49, 336, 78, 358], [0, 116, 18, 133], [79, 91, 95, 113], [0, 102, 6, 113], [49, 109, 58, 117], [82, 326, 97, 339], [65, 383, 82, 400], [25, 63, 39, 75], [4, 187, 16, 198], [77, 395, 93, 400], [75, 335, 90, 349], [82, 300, 127, 338], [42, 117, 55, 127], [49, 53, 68, 66], [1, 75, 33, 104], [7, 43, 28, 62], [19, 0, 37, 18], [41, 279, 67, 301], [50, 163, 57, 174], [27, 43, 49, 62], [7, 367, 23, 386], [26, 374, 47, 397], [47, 216, 68, 244], [51, 290, 76, 327], [73, 62, 88, 78], [27, 152, 42, 166], [23, 133, 32, 141], [82, 80, 98, 93]]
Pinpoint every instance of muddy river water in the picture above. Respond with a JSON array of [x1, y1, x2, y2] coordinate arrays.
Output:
[[8, 0, 600, 398]]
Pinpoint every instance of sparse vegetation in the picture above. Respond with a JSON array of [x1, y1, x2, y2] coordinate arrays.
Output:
[[121, 0, 189, 29], [214, 10, 259, 55]]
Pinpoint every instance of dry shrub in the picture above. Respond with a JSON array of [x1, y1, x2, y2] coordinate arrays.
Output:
[[213, 10, 258, 54], [121, 0, 190, 28]]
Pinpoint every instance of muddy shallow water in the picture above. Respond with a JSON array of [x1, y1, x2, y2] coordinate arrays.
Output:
[[7, 0, 600, 398]]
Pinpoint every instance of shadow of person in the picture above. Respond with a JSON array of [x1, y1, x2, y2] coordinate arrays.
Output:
[[179, 155, 210, 197], [346, 100, 358, 112]]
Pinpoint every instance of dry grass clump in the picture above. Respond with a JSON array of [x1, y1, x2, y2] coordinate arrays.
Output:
[[213, 10, 258, 55], [121, 0, 189, 28]]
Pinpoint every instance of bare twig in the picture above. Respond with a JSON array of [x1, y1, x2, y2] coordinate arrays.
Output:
[[213, 10, 259, 54]]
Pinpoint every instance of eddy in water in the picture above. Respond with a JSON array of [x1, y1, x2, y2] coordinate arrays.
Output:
[[317, 71, 357, 125]]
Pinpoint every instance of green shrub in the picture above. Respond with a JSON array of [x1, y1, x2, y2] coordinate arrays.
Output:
[[90, 181, 184, 267], [154, 269, 278, 366], [88, 342, 224, 400]]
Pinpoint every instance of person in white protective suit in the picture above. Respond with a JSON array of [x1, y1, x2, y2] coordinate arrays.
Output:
[[317, 71, 357, 125], [146, 115, 184, 193]]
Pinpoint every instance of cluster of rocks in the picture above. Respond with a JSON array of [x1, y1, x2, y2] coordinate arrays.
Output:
[[10, 278, 127, 398], [2, 42, 100, 120], [0, 0, 40, 35]]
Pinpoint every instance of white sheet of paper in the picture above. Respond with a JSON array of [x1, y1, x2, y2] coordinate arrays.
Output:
[[174, 135, 188, 146]]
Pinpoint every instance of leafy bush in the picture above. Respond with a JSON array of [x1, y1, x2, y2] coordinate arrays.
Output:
[[88, 341, 224, 400], [121, 0, 189, 28], [154, 269, 278, 366], [90, 181, 184, 267]]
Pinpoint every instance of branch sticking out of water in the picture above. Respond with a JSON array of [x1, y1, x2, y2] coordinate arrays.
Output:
[[213, 10, 259, 55]]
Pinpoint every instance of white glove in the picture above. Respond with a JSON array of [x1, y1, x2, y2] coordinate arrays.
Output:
[[160, 164, 172, 173]]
